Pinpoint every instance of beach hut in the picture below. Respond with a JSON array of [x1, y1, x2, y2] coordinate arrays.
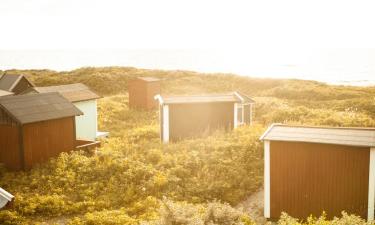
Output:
[[0, 74, 34, 95], [260, 124, 375, 221], [22, 83, 107, 141], [155, 92, 254, 143], [128, 77, 160, 110], [0, 93, 83, 170], [0, 188, 14, 209]]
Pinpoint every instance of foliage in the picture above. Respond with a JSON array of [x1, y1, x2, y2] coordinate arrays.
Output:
[[145, 198, 255, 225], [0, 67, 374, 224]]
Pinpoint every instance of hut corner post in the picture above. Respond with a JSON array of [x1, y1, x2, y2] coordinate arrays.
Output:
[[368, 147, 375, 221], [264, 140, 271, 219], [234, 103, 238, 128], [162, 105, 169, 143]]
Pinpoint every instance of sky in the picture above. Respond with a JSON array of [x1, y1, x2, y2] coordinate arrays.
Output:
[[1, 0, 375, 49], [0, 0, 375, 84]]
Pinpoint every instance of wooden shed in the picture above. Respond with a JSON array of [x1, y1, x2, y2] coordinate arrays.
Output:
[[128, 77, 160, 110], [0, 93, 83, 170], [22, 83, 108, 141], [155, 92, 255, 143], [0, 74, 34, 95], [260, 124, 375, 221]]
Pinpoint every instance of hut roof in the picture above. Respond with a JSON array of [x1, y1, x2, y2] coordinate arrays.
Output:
[[135, 77, 160, 82], [0, 92, 83, 124], [0, 90, 14, 97], [25, 83, 100, 102], [155, 92, 254, 105], [0, 188, 13, 202], [260, 123, 375, 147], [0, 74, 34, 92]]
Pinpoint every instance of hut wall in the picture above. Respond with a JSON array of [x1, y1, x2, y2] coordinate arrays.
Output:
[[128, 80, 147, 109], [12, 78, 33, 94], [168, 102, 234, 141], [129, 79, 160, 110], [22, 117, 76, 169], [0, 125, 21, 170], [243, 104, 251, 124], [146, 81, 160, 109], [74, 99, 97, 141], [269, 141, 370, 219]]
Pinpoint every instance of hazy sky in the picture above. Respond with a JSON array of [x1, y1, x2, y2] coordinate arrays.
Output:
[[1, 0, 375, 84], [1, 0, 375, 49]]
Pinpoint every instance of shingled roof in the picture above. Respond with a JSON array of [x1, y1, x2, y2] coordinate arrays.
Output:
[[260, 124, 375, 147], [0, 93, 83, 124], [0, 74, 34, 92], [24, 83, 100, 102], [155, 92, 255, 105]]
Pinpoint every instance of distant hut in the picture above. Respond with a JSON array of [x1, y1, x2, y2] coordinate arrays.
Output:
[[0, 93, 83, 170], [0, 74, 34, 95], [260, 124, 375, 221], [22, 83, 108, 141], [155, 92, 254, 143], [0, 188, 14, 209], [128, 77, 160, 110]]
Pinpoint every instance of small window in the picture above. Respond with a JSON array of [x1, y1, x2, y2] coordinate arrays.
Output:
[[237, 104, 244, 125]]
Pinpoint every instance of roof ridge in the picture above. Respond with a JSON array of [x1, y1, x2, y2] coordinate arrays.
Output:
[[273, 123, 375, 131]]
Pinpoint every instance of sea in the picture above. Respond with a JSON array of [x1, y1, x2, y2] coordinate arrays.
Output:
[[0, 49, 374, 87]]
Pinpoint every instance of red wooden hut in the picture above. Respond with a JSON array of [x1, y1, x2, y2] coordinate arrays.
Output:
[[128, 77, 160, 110], [0, 93, 83, 170], [261, 124, 375, 221]]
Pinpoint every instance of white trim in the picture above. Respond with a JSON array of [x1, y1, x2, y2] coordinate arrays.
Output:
[[237, 104, 244, 126], [162, 105, 169, 143], [233, 91, 244, 103], [154, 94, 164, 105], [264, 140, 271, 218], [8, 75, 23, 91], [250, 103, 253, 126], [0, 188, 13, 202], [234, 103, 238, 128], [368, 147, 375, 221], [259, 123, 282, 140]]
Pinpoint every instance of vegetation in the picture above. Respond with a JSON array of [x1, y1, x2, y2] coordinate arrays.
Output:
[[0, 67, 374, 224]]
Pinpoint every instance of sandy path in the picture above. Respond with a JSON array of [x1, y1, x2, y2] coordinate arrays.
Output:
[[237, 188, 273, 224]]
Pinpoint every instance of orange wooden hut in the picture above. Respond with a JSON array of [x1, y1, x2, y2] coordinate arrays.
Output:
[[260, 124, 375, 221], [0, 93, 83, 170], [128, 77, 160, 110]]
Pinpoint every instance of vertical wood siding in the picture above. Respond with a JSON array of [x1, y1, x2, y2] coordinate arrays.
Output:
[[129, 80, 160, 110], [270, 141, 370, 219], [22, 117, 76, 169], [0, 125, 21, 170], [169, 102, 234, 141], [146, 81, 160, 109]]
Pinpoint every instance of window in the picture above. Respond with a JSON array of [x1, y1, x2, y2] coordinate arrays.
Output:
[[237, 104, 244, 125]]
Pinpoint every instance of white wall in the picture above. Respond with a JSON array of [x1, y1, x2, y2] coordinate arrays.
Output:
[[74, 99, 97, 141]]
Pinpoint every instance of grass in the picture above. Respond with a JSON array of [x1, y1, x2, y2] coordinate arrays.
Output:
[[0, 67, 374, 224]]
